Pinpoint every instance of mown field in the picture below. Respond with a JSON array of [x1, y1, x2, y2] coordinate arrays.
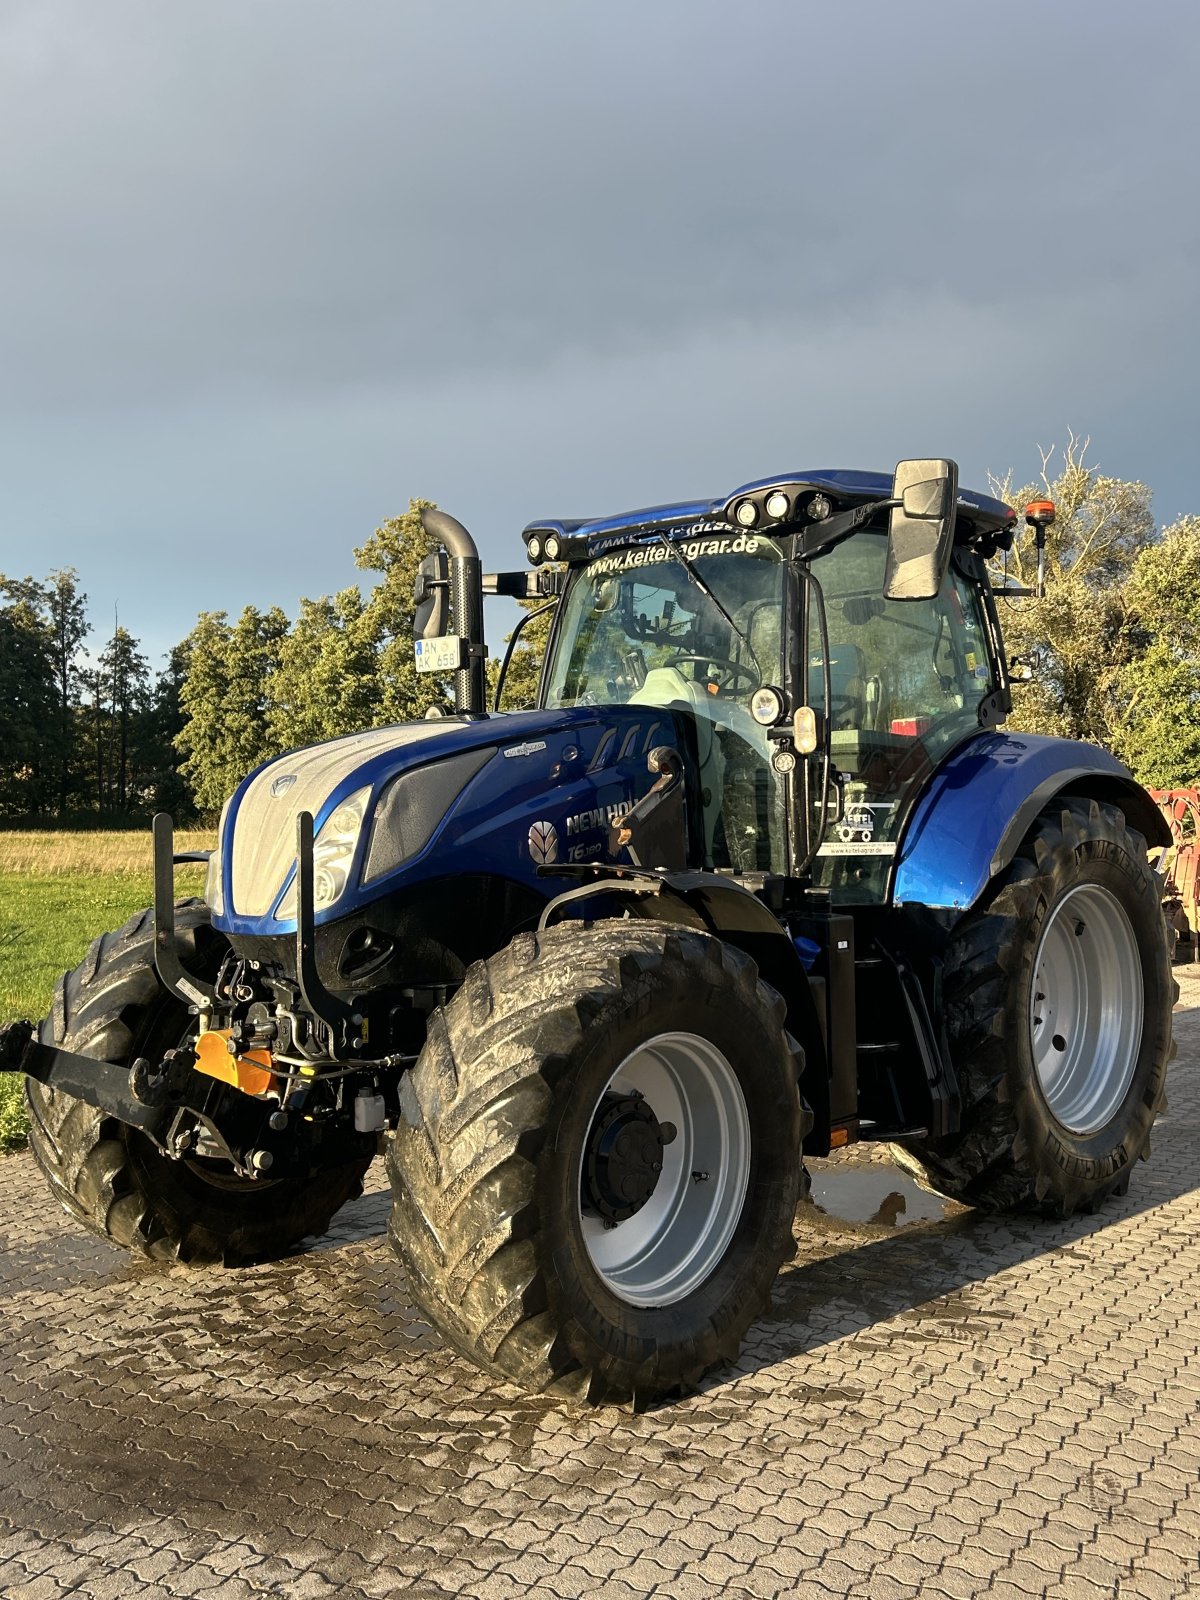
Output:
[[0, 831, 213, 1148]]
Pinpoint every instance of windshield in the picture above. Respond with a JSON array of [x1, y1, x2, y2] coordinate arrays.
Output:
[[544, 533, 789, 875], [544, 533, 786, 708]]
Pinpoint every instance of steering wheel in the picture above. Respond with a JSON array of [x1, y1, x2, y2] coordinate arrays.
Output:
[[665, 655, 759, 694]]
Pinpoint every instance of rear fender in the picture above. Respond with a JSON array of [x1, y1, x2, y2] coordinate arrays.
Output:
[[891, 732, 1170, 915]]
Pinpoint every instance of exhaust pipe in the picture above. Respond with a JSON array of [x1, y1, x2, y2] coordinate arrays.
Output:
[[420, 507, 487, 715]]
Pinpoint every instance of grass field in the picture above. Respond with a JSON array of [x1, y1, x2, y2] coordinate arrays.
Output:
[[0, 830, 213, 1149]]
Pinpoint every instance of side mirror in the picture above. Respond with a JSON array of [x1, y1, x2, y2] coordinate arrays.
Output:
[[413, 551, 449, 641], [883, 459, 959, 601]]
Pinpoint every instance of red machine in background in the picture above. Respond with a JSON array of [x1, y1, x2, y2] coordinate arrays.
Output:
[[1151, 790, 1200, 963]]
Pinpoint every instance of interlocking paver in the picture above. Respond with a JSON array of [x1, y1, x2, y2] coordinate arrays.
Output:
[[2, 972, 1199, 1599]]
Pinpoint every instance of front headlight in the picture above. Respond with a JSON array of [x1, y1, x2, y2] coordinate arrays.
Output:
[[205, 799, 231, 916], [275, 785, 372, 921]]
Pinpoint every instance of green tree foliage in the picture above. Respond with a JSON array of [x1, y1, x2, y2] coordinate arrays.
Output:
[[269, 588, 382, 749], [989, 436, 1158, 750], [0, 569, 182, 820], [144, 642, 195, 817], [97, 624, 151, 812], [44, 569, 90, 812], [0, 577, 58, 816], [1112, 516, 1200, 787], [176, 607, 289, 813], [355, 499, 453, 721]]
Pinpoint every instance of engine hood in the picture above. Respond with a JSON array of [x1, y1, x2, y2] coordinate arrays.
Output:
[[212, 705, 687, 936]]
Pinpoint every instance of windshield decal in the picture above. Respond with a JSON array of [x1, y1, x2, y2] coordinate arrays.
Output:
[[590, 532, 762, 577]]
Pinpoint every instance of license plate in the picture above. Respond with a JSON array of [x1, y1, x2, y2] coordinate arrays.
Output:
[[415, 636, 466, 673]]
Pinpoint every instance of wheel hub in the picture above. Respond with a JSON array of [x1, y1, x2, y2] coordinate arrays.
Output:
[[582, 1092, 677, 1223], [1029, 881, 1144, 1133]]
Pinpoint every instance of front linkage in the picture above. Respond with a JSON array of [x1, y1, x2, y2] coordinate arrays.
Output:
[[1, 811, 395, 1183]]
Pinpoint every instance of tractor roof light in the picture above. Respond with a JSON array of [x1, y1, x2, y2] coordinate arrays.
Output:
[[807, 493, 833, 522], [528, 529, 589, 565], [734, 498, 759, 528], [764, 491, 790, 521]]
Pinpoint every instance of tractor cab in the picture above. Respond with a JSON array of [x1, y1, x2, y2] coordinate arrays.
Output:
[[528, 460, 1016, 900]]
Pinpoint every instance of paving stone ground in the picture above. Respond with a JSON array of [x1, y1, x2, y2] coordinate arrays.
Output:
[[2, 972, 1198, 1600]]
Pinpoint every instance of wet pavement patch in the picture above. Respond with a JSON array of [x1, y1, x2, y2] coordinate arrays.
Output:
[[804, 1158, 966, 1228]]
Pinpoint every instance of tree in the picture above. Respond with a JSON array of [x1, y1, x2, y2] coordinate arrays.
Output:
[[176, 606, 289, 814], [44, 569, 90, 813], [144, 642, 198, 819], [98, 624, 151, 812], [989, 435, 1157, 750], [0, 576, 57, 816], [1112, 516, 1200, 787], [268, 587, 382, 750], [355, 499, 453, 721]]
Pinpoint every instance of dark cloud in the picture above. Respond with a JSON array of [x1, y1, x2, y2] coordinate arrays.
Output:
[[0, 0, 1197, 661]]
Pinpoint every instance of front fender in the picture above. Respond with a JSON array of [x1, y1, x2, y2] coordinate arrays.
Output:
[[891, 732, 1169, 913], [539, 866, 830, 1148]]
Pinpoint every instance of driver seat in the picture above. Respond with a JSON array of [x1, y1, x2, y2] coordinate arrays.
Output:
[[811, 642, 868, 730]]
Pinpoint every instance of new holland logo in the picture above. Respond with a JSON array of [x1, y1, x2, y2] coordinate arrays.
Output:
[[271, 774, 297, 797], [527, 820, 559, 865]]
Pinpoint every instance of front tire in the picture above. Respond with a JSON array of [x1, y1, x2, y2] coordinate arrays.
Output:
[[26, 903, 373, 1264], [387, 921, 805, 1405], [894, 799, 1173, 1215]]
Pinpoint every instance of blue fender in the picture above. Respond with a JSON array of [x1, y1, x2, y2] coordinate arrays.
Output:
[[890, 731, 1170, 913]]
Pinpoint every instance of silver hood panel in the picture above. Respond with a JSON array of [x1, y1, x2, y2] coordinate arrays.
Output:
[[230, 722, 453, 918]]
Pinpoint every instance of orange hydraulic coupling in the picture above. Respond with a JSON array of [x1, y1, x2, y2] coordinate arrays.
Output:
[[193, 1029, 274, 1097]]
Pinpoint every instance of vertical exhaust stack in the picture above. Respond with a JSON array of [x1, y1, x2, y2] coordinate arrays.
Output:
[[420, 507, 487, 715]]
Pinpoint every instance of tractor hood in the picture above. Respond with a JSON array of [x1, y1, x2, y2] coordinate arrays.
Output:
[[210, 705, 688, 937]]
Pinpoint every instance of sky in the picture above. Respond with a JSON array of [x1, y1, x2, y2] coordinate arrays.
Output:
[[1, 0, 1198, 669]]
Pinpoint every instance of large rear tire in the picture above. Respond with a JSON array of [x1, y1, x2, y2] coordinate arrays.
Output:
[[387, 921, 805, 1405], [893, 799, 1173, 1215], [25, 903, 373, 1264]]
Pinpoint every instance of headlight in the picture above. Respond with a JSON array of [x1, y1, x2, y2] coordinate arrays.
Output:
[[275, 785, 372, 921], [205, 800, 230, 916], [751, 686, 785, 726]]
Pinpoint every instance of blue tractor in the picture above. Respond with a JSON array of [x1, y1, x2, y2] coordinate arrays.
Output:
[[2, 460, 1174, 1405]]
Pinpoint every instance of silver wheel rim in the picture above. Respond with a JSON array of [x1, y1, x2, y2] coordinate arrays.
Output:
[[1030, 883, 1144, 1134], [579, 1032, 751, 1307]]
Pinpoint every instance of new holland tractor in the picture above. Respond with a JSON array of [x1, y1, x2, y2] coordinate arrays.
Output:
[[1, 460, 1174, 1406]]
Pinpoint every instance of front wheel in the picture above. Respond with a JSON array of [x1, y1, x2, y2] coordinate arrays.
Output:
[[893, 798, 1173, 1216], [387, 922, 806, 1405]]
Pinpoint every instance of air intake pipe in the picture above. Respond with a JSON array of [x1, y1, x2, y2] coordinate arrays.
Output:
[[420, 507, 487, 715]]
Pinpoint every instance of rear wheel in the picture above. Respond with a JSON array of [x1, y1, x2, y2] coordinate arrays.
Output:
[[387, 921, 805, 1405], [26, 903, 373, 1264], [893, 799, 1173, 1215]]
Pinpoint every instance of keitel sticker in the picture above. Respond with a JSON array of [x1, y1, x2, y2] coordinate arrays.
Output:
[[816, 841, 897, 857], [528, 821, 559, 864]]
